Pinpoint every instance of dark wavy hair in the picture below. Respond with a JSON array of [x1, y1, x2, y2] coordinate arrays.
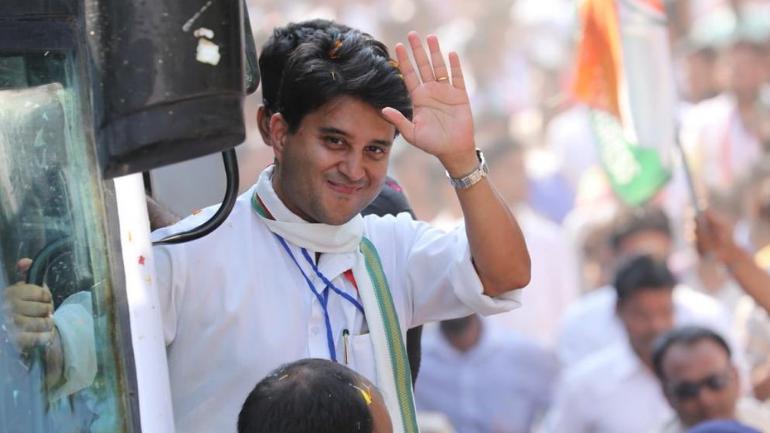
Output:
[[258, 20, 352, 113], [275, 27, 412, 133], [238, 358, 374, 433]]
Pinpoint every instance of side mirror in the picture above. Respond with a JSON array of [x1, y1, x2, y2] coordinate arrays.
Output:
[[87, 0, 259, 178]]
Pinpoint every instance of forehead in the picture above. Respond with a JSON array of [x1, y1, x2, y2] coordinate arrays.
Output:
[[622, 288, 673, 308], [298, 95, 396, 141], [663, 340, 730, 380], [730, 42, 764, 58], [618, 230, 672, 258]]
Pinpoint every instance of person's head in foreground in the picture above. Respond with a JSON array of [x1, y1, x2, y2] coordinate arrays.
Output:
[[686, 420, 760, 433], [614, 254, 677, 366], [653, 326, 740, 429], [238, 358, 392, 433], [266, 24, 412, 225]]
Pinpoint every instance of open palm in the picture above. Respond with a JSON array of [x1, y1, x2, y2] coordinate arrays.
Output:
[[383, 33, 476, 163]]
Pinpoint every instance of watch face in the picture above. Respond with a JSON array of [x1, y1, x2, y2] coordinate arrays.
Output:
[[476, 150, 489, 172]]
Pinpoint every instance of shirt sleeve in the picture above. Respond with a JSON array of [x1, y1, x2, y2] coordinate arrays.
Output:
[[50, 291, 96, 401], [370, 214, 522, 327]]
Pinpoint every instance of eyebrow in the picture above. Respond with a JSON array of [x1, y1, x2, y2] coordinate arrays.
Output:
[[318, 126, 392, 147]]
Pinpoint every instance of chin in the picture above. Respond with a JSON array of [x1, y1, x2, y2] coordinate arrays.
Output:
[[314, 208, 358, 226], [316, 198, 366, 225]]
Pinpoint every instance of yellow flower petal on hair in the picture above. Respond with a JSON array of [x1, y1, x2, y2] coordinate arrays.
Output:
[[329, 39, 343, 59], [351, 384, 373, 405]]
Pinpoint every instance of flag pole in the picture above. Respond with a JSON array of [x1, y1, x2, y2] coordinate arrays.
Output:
[[673, 125, 704, 216]]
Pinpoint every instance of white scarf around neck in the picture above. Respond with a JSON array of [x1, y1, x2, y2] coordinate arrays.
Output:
[[253, 165, 417, 433], [255, 165, 364, 253]]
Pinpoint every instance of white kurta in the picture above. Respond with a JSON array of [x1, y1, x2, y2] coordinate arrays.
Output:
[[151, 181, 522, 433], [540, 341, 673, 433]]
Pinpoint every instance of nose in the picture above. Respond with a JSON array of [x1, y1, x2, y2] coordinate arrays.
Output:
[[695, 385, 722, 413], [339, 151, 365, 182], [649, 311, 673, 336]]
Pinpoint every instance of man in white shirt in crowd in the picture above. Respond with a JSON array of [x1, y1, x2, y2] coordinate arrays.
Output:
[[3, 24, 532, 433], [557, 205, 733, 366], [680, 27, 769, 192], [415, 314, 556, 433], [541, 254, 678, 433], [650, 325, 770, 433]]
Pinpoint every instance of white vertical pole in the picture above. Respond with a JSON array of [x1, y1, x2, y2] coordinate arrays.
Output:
[[113, 174, 175, 433]]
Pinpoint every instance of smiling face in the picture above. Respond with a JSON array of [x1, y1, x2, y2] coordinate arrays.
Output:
[[269, 96, 395, 225]]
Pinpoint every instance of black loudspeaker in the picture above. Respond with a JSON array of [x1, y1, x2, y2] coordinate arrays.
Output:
[[86, 0, 258, 178]]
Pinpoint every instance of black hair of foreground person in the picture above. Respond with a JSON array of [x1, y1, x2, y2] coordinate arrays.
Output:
[[238, 358, 378, 433]]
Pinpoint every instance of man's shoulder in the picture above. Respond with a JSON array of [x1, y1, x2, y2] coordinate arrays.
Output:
[[687, 93, 733, 119], [487, 328, 557, 374], [645, 416, 682, 433], [562, 342, 637, 394], [361, 212, 425, 244], [562, 286, 616, 323], [151, 184, 265, 246], [673, 285, 728, 321], [569, 343, 621, 375], [487, 324, 548, 355], [736, 397, 770, 428]]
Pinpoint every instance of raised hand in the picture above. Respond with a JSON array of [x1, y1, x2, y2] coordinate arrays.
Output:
[[382, 32, 476, 175], [694, 209, 742, 263]]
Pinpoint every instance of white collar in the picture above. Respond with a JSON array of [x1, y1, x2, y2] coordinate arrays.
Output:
[[254, 166, 365, 253], [604, 339, 651, 382]]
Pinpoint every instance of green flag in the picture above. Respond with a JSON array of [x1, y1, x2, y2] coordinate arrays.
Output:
[[590, 110, 671, 206]]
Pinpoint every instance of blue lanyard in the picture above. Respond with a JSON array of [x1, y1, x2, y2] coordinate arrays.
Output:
[[274, 234, 365, 362]]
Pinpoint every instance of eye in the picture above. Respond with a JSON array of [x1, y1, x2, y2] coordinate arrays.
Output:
[[323, 136, 346, 149], [365, 145, 388, 158]]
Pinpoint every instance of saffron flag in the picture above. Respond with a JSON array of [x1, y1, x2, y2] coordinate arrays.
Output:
[[573, 0, 676, 206]]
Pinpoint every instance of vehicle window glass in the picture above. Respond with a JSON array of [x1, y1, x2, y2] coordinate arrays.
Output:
[[0, 47, 131, 433]]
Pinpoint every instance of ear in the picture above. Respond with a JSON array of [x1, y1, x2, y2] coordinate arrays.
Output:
[[256, 106, 272, 146], [269, 113, 290, 163]]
